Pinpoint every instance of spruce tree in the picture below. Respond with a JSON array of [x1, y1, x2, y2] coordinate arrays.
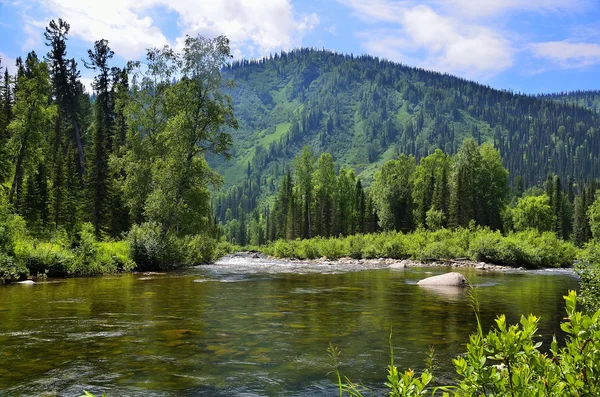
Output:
[[84, 39, 114, 236]]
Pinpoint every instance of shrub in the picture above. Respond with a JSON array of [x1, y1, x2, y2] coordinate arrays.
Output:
[[128, 222, 184, 270], [576, 241, 600, 312], [184, 235, 218, 265], [271, 239, 295, 258], [319, 238, 345, 259], [297, 238, 320, 259], [334, 291, 600, 396], [0, 253, 29, 283], [346, 234, 365, 259], [24, 242, 76, 277]]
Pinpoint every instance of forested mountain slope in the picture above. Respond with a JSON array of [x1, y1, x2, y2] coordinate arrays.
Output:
[[540, 90, 600, 113], [210, 48, 600, 223]]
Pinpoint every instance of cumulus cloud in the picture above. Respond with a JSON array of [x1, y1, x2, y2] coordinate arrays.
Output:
[[343, 1, 514, 79], [25, 0, 318, 60], [530, 41, 600, 68]]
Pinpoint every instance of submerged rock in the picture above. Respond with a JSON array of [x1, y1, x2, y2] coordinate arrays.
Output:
[[417, 272, 468, 287]]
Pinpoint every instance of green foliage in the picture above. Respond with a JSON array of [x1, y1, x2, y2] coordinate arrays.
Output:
[[371, 154, 416, 232], [127, 222, 184, 270], [453, 290, 600, 396], [127, 222, 222, 270], [124, 35, 235, 239], [588, 193, 600, 240], [512, 194, 555, 232], [335, 291, 600, 397], [259, 227, 577, 268], [0, 253, 29, 283], [576, 241, 600, 312], [469, 229, 576, 268]]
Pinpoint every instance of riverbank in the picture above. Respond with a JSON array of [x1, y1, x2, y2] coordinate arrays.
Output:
[[271, 255, 517, 271], [252, 227, 578, 269]]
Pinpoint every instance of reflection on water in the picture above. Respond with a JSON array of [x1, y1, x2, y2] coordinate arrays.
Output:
[[0, 258, 578, 396]]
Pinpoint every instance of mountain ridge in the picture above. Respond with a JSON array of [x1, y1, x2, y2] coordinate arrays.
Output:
[[210, 48, 600, 223]]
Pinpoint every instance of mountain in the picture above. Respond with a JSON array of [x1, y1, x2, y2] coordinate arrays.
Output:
[[210, 48, 600, 223], [540, 90, 600, 113]]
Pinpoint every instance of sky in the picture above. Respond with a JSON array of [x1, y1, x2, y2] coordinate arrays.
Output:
[[0, 0, 599, 94]]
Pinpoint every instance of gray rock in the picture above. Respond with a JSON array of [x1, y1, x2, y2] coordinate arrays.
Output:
[[417, 272, 468, 287]]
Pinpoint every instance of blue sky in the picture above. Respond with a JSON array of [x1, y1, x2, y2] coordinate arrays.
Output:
[[1, 0, 599, 94]]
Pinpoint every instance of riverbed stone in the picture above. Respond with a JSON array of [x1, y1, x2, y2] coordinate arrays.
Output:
[[417, 272, 468, 287]]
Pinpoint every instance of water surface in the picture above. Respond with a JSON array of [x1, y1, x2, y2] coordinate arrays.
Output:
[[0, 257, 579, 396]]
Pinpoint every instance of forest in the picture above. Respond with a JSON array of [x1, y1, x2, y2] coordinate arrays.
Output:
[[0, 19, 235, 282], [1, 21, 600, 283], [211, 49, 600, 245]]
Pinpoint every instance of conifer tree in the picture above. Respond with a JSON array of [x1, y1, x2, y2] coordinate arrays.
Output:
[[7, 52, 55, 211], [44, 19, 86, 177], [84, 39, 114, 236]]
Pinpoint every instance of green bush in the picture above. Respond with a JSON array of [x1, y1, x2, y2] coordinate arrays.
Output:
[[346, 234, 365, 259], [271, 239, 296, 258], [258, 228, 577, 269], [128, 222, 184, 270], [0, 253, 29, 283], [335, 291, 600, 396], [24, 242, 76, 277], [297, 238, 320, 259], [576, 241, 600, 312], [319, 238, 345, 259], [183, 235, 218, 265], [97, 241, 135, 272]]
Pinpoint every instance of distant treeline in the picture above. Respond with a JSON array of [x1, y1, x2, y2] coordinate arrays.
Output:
[[220, 140, 599, 248]]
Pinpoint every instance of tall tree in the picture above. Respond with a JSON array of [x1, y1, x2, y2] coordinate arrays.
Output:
[[125, 36, 236, 237], [313, 152, 336, 237], [449, 139, 481, 228], [7, 53, 55, 209], [0, 58, 13, 185], [44, 19, 86, 176], [478, 144, 509, 230], [371, 154, 416, 232], [84, 39, 115, 235], [412, 149, 450, 229], [294, 146, 314, 239]]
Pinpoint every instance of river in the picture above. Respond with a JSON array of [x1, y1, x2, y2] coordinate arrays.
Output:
[[0, 256, 579, 396]]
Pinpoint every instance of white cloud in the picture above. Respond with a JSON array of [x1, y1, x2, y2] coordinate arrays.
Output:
[[530, 41, 600, 68], [79, 76, 95, 95], [437, 0, 585, 18], [27, 0, 318, 60], [348, 2, 514, 79], [0, 52, 16, 75]]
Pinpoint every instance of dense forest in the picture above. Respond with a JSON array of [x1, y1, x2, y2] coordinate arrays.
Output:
[[0, 19, 235, 281], [210, 49, 600, 242]]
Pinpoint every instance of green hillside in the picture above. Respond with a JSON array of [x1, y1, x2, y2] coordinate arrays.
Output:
[[540, 90, 600, 113], [211, 48, 600, 225]]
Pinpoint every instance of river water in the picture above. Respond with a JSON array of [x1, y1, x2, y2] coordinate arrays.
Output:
[[0, 256, 579, 396]]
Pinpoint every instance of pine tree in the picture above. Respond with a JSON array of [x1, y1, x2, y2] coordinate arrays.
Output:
[[44, 19, 86, 177], [84, 39, 114, 236]]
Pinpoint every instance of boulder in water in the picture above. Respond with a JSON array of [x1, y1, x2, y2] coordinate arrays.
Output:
[[417, 272, 468, 287]]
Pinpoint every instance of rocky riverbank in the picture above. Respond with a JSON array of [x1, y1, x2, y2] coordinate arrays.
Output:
[[231, 252, 517, 271]]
